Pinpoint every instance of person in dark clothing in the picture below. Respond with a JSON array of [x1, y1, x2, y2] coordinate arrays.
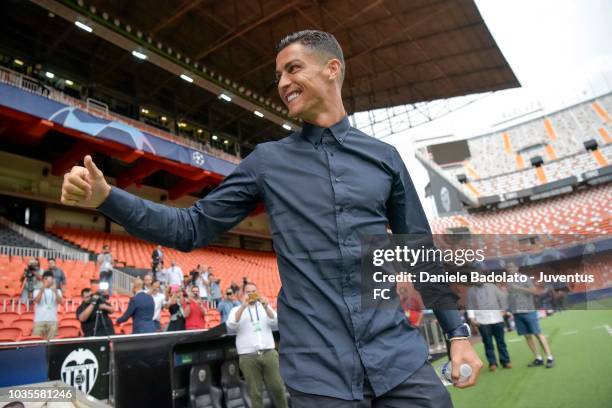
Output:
[[165, 285, 186, 332], [76, 288, 115, 336], [151, 245, 163, 272], [116, 278, 155, 334], [60, 29, 482, 406]]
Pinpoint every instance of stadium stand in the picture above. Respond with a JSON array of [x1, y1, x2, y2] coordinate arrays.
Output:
[[49, 227, 281, 299], [0, 222, 279, 340], [430, 183, 612, 235], [0, 66, 242, 165], [424, 93, 612, 198], [0, 225, 46, 249]]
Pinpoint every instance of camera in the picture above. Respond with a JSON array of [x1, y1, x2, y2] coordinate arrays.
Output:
[[24, 264, 37, 278]]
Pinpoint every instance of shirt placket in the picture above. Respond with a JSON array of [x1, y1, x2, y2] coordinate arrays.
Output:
[[321, 130, 363, 398]]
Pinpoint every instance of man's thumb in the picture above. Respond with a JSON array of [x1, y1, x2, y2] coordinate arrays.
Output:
[[84, 155, 103, 179]]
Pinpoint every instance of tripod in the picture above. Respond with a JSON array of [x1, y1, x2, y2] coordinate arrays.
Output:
[[93, 306, 110, 337]]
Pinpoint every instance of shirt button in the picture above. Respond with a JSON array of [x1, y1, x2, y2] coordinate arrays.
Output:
[[337, 206, 343, 213], [335, 177, 341, 182]]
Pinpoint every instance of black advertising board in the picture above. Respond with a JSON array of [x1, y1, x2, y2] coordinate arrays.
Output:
[[47, 338, 110, 402]]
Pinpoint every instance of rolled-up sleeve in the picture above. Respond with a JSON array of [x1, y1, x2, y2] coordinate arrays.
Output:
[[266, 308, 278, 329], [98, 146, 262, 252], [226, 306, 240, 330], [386, 147, 462, 332]]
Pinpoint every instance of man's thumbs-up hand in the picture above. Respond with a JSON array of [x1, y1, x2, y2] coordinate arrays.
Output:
[[61, 155, 111, 208]]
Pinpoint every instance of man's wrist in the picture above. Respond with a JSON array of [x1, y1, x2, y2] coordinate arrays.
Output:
[[446, 323, 471, 341]]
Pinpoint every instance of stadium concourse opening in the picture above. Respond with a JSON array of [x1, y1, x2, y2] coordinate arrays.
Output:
[[0, 1, 610, 408]]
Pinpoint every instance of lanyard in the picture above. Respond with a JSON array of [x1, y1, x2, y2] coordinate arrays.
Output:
[[43, 289, 54, 305], [247, 304, 260, 322]]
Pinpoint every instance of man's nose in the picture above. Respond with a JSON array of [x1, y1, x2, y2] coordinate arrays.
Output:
[[278, 73, 291, 94]]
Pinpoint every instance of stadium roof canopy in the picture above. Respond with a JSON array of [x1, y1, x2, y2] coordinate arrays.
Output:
[[2, 0, 518, 145], [81, 0, 519, 112]]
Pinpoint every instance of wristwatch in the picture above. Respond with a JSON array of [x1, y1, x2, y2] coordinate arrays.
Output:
[[446, 323, 471, 341]]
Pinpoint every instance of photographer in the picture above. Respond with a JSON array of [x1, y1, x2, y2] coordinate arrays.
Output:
[[32, 271, 62, 339], [20, 258, 42, 302], [46, 258, 66, 292], [227, 283, 286, 408], [97, 244, 114, 295], [151, 245, 163, 273], [76, 287, 115, 337], [208, 273, 222, 308], [184, 285, 207, 330]]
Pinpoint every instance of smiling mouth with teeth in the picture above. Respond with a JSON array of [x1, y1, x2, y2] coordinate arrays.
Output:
[[286, 92, 301, 103]]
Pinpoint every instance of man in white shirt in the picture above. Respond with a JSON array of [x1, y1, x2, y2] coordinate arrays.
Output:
[[148, 279, 166, 331], [467, 282, 511, 371], [32, 271, 63, 339], [226, 283, 287, 408], [166, 260, 184, 288], [97, 244, 114, 295]]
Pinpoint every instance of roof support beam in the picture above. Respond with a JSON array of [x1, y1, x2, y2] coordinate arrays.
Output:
[[116, 159, 163, 189], [51, 142, 91, 176], [168, 174, 215, 201], [194, 1, 300, 60]]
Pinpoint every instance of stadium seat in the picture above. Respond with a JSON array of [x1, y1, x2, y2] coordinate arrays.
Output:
[[220, 360, 249, 408], [0, 327, 22, 341], [188, 364, 223, 408], [121, 323, 133, 335], [18, 335, 45, 341], [56, 325, 80, 338], [12, 319, 33, 337], [0, 312, 20, 326], [59, 318, 81, 330]]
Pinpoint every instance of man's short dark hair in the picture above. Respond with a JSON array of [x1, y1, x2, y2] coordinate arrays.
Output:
[[81, 288, 91, 297], [42, 271, 54, 279], [276, 30, 345, 83]]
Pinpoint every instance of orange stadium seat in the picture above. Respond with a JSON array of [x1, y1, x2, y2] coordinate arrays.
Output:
[[0, 327, 22, 341], [121, 323, 133, 335], [11, 319, 33, 337], [56, 326, 81, 338], [19, 336, 45, 341], [0, 312, 20, 326], [49, 227, 282, 300], [431, 183, 612, 235]]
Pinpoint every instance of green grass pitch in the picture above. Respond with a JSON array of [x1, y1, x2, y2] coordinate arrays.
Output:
[[433, 309, 612, 408]]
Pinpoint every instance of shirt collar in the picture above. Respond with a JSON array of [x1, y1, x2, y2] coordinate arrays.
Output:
[[301, 116, 350, 146]]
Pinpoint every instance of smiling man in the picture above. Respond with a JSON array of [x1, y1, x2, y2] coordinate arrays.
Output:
[[61, 30, 481, 407]]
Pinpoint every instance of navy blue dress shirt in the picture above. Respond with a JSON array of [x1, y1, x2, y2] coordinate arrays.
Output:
[[116, 291, 156, 334], [99, 116, 462, 399]]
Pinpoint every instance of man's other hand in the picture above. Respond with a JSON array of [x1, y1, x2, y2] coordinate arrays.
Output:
[[61, 155, 111, 208], [450, 339, 483, 388]]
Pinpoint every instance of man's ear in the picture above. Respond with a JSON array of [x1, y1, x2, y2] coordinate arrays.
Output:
[[327, 58, 342, 82]]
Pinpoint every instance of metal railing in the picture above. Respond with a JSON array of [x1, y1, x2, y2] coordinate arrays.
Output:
[[0, 245, 88, 262], [0, 66, 241, 164], [112, 268, 132, 295], [0, 217, 89, 262]]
